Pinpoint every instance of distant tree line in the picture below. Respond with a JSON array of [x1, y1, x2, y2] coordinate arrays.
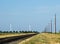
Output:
[[0, 31, 39, 33]]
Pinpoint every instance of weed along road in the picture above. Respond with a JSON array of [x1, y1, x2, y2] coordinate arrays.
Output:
[[0, 34, 37, 44]]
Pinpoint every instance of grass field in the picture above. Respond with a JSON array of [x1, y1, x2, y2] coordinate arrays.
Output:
[[20, 33, 60, 44]]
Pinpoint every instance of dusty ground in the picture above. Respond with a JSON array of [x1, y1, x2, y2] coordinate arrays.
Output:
[[19, 33, 60, 44]]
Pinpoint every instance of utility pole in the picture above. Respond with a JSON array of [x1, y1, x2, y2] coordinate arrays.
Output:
[[55, 14, 56, 34]]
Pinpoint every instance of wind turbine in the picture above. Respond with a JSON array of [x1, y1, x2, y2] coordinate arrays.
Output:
[[10, 24, 12, 31], [29, 24, 31, 31]]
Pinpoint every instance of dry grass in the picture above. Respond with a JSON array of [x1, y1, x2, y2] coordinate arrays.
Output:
[[20, 33, 60, 44]]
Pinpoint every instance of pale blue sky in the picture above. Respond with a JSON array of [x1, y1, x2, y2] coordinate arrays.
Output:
[[0, 0, 60, 32]]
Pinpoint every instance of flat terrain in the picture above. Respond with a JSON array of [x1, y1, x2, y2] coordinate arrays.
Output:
[[0, 33, 60, 44], [20, 33, 60, 44], [0, 33, 34, 38], [0, 33, 37, 44]]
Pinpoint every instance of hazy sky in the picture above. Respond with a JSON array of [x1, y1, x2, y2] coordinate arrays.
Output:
[[0, 0, 60, 32]]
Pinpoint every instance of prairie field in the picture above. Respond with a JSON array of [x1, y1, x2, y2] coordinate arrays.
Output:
[[20, 33, 60, 44]]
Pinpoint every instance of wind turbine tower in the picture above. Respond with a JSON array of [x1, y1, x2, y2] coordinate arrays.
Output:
[[55, 14, 56, 34], [51, 20, 52, 33]]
